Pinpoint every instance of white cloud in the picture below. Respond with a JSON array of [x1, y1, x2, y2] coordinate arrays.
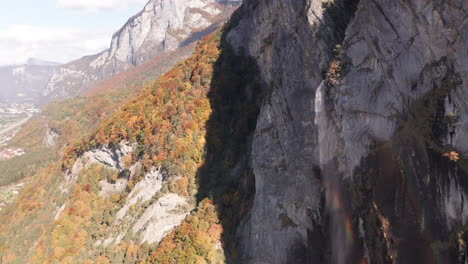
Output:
[[57, 0, 147, 13], [0, 24, 114, 65]]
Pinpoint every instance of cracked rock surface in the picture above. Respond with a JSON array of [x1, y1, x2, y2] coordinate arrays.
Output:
[[226, 0, 468, 263]]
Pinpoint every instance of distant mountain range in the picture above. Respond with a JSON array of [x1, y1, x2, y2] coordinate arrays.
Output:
[[0, 0, 239, 106], [0, 59, 59, 105], [25, 58, 60, 67]]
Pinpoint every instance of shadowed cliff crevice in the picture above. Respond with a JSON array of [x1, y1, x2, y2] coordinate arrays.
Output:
[[194, 16, 264, 262]]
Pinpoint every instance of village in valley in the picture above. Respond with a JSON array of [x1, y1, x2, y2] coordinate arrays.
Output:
[[0, 147, 25, 159], [0, 102, 39, 117], [0, 131, 23, 160], [0, 132, 25, 159], [0, 103, 39, 159]]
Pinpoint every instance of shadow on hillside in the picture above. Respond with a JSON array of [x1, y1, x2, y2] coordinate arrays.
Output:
[[191, 0, 363, 262], [192, 0, 365, 262], [193, 18, 263, 263]]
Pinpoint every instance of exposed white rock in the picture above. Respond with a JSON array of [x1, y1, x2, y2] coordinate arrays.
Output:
[[82, 142, 133, 170], [43, 66, 85, 97], [132, 193, 189, 244], [116, 167, 164, 219], [99, 179, 128, 197], [101, 233, 126, 247], [61, 155, 86, 194], [94, 240, 102, 247], [102, 237, 116, 247], [115, 233, 125, 246], [43, 127, 59, 148], [99, 0, 236, 66], [60, 142, 190, 247], [54, 203, 66, 221], [61, 143, 133, 193]]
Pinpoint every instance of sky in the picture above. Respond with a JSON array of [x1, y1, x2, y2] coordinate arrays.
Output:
[[0, 0, 148, 65]]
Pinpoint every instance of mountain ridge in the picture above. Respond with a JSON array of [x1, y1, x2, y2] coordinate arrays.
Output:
[[0, 63, 58, 105], [1, 0, 467, 263], [42, 0, 240, 102]]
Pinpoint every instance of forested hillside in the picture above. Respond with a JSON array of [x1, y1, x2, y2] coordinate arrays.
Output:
[[2, 0, 467, 263], [0, 43, 196, 188], [0, 24, 262, 263]]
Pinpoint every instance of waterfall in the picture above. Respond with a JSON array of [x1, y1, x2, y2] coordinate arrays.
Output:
[[314, 81, 328, 164], [315, 80, 354, 264]]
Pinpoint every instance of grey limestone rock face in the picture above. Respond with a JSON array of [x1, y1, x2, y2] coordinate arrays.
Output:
[[227, 0, 468, 263], [42, 0, 240, 101], [60, 142, 133, 194], [333, 0, 468, 173], [43, 126, 59, 148], [227, 0, 358, 263], [61, 143, 192, 248]]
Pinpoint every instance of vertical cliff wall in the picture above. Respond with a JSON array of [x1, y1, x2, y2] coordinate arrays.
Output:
[[1, 0, 466, 263], [227, 0, 468, 263]]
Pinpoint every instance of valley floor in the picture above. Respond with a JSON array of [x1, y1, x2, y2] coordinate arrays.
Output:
[[0, 113, 32, 136]]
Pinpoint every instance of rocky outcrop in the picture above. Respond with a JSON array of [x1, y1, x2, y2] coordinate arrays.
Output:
[[132, 193, 189, 244], [83, 143, 133, 170], [227, 0, 468, 263], [62, 143, 191, 248], [43, 126, 59, 148], [61, 142, 133, 193], [42, 0, 240, 101], [115, 166, 164, 219]]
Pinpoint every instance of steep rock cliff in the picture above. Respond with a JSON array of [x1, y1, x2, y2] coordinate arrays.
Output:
[[42, 0, 240, 101], [1, 1, 467, 263], [227, 0, 468, 263]]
